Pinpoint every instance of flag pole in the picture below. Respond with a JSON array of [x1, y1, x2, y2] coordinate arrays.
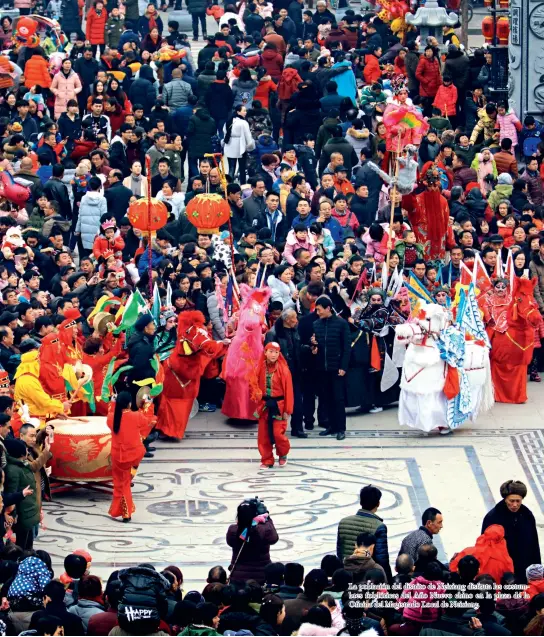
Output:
[[386, 130, 403, 272], [145, 155, 153, 303]]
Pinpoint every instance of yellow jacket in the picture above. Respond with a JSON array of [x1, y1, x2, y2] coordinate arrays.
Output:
[[14, 352, 64, 420]]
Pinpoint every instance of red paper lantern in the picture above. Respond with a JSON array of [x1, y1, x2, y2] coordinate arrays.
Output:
[[496, 16, 509, 45], [481, 16, 494, 43], [498, 0, 508, 7], [127, 198, 168, 233], [483, 0, 492, 6], [185, 193, 232, 234]]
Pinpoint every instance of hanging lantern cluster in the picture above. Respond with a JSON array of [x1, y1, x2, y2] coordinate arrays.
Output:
[[185, 193, 232, 234]]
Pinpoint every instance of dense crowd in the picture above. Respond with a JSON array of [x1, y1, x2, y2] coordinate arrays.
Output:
[[0, 482, 540, 635]]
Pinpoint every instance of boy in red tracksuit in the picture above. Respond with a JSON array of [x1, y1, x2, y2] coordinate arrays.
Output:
[[256, 342, 294, 469]]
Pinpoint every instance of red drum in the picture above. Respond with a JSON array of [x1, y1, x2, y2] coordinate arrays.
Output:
[[48, 417, 112, 481]]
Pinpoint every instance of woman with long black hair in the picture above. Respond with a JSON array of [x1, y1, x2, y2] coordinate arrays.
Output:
[[226, 499, 278, 584], [106, 391, 147, 523]]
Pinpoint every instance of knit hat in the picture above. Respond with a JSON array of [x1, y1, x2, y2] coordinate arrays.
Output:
[[135, 313, 154, 331], [527, 564, 544, 582], [10, 122, 22, 133], [497, 173, 513, 185], [4, 438, 27, 459]]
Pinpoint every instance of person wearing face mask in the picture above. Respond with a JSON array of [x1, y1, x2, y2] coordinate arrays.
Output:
[[482, 480, 540, 583]]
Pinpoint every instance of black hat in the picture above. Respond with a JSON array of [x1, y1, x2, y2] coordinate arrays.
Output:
[[489, 234, 504, 243], [60, 265, 76, 276], [135, 314, 154, 331], [334, 165, 347, 173], [22, 270, 40, 282], [0, 311, 17, 326], [4, 438, 27, 458]]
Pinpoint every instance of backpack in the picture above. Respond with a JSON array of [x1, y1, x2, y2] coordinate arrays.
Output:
[[523, 133, 541, 159]]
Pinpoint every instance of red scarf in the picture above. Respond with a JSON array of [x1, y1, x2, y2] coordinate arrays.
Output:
[[148, 10, 157, 30]]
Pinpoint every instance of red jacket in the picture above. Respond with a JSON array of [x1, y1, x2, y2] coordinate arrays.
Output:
[[86, 7, 108, 45], [416, 56, 442, 97], [433, 83, 458, 116], [106, 405, 147, 465], [260, 48, 284, 81], [24, 55, 52, 89], [92, 234, 125, 259], [363, 54, 381, 85]]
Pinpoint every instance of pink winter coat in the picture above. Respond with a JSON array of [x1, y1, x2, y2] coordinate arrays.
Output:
[[283, 228, 316, 265], [50, 70, 83, 119], [362, 225, 390, 264], [497, 112, 521, 147], [399, 575, 446, 624]]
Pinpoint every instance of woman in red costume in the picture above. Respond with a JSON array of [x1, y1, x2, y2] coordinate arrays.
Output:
[[106, 391, 149, 523], [482, 277, 541, 403], [403, 169, 455, 260], [449, 524, 514, 584], [157, 311, 227, 441], [256, 342, 294, 469]]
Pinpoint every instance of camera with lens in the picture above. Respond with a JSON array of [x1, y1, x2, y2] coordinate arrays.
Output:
[[244, 496, 268, 515]]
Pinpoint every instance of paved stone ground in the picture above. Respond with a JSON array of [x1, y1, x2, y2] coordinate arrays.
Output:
[[41, 383, 544, 586]]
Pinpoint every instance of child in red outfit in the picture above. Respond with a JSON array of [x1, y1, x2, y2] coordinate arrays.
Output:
[[256, 342, 294, 468]]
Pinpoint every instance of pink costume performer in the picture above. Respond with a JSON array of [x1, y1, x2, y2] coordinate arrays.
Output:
[[221, 284, 271, 420]]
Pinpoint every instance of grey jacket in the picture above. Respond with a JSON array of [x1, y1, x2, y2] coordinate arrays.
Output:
[[206, 291, 226, 340], [68, 599, 105, 632], [162, 78, 193, 109]]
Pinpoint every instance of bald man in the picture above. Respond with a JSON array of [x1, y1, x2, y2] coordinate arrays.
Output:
[[15, 157, 43, 213]]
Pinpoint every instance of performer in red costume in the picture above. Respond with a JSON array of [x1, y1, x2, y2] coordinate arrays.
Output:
[[482, 278, 541, 403], [157, 311, 227, 441], [107, 391, 151, 522], [256, 342, 294, 468], [39, 333, 65, 401], [403, 169, 455, 260]]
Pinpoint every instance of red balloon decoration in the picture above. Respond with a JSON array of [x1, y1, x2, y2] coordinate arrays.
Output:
[[185, 193, 232, 234], [127, 198, 168, 233]]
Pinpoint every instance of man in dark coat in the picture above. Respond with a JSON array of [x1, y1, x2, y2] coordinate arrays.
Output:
[[73, 48, 99, 112], [482, 480, 540, 583], [244, 4, 264, 35], [187, 107, 217, 178], [318, 126, 358, 176], [187, 0, 208, 41], [105, 171, 133, 223], [128, 65, 157, 115], [283, 569, 328, 633], [352, 147, 386, 214], [127, 314, 157, 384], [264, 308, 306, 438], [312, 296, 350, 440], [443, 45, 471, 112]]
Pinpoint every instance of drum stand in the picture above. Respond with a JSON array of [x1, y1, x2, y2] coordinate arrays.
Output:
[[50, 479, 114, 495]]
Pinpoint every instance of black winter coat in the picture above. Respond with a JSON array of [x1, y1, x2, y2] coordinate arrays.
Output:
[[127, 331, 156, 382], [443, 50, 471, 94], [482, 500, 541, 582], [265, 320, 301, 375], [43, 178, 71, 219], [186, 0, 207, 14], [118, 566, 169, 626], [226, 518, 279, 584], [129, 76, 156, 115], [187, 109, 216, 157], [353, 160, 383, 212], [312, 314, 350, 372], [61, 0, 81, 37], [318, 137, 358, 175], [105, 181, 133, 222]]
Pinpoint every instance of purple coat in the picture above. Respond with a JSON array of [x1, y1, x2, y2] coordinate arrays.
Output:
[[226, 518, 279, 584]]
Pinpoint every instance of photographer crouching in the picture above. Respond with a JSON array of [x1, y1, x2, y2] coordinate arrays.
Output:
[[226, 498, 278, 585]]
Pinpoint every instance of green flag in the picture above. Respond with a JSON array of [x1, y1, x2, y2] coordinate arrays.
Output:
[[113, 289, 149, 335]]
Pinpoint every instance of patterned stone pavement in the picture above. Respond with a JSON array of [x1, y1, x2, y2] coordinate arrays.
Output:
[[40, 383, 544, 585]]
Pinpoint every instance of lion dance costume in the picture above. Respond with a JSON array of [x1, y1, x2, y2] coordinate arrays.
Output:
[[157, 311, 226, 440]]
